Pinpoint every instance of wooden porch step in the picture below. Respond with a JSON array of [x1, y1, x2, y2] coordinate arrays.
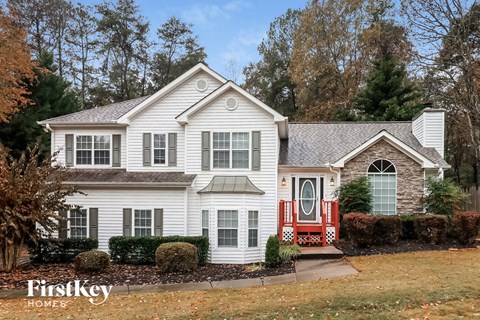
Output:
[[298, 245, 344, 260]]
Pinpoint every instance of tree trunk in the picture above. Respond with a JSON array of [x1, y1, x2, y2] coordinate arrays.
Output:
[[0, 239, 23, 273]]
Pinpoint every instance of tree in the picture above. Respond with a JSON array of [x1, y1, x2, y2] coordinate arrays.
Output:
[[355, 58, 423, 120], [0, 5, 36, 122], [243, 9, 301, 118], [0, 52, 80, 159], [0, 144, 79, 272], [150, 16, 206, 91]]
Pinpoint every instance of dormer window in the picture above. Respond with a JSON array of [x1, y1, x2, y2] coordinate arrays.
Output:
[[76, 135, 110, 165]]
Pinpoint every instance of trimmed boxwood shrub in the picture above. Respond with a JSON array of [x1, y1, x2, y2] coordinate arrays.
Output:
[[155, 242, 198, 273], [400, 215, 417, 240], [454, 211, 480, 245], [414, 215, 448, 244], [109, 236, 209, 265], [29, 238, 98, 263], [343, 213, 377, 247], [372, 215, 402, 245], [265, 235, 281, 267], [74, 250, 110, 273]]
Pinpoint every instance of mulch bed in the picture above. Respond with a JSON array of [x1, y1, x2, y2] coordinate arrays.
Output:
[[334, 239, 478, 256], [0, 261, 294, 290]]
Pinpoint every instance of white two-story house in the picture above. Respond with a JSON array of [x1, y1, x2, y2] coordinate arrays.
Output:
[[39, 63, 449, 264]]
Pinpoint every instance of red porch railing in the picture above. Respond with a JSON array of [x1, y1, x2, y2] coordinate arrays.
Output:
[[278, 199, 298, 244]]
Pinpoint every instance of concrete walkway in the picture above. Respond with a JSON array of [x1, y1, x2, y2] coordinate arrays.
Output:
[[0, 259, 358, 299]]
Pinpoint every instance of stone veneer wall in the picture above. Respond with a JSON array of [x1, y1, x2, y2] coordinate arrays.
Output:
[[341, 139, 424, 214]]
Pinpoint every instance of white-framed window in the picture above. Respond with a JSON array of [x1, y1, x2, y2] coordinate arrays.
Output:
[[69, 209, 88, 239], [153, 134, 167, 165], [202, 210, 209, 237], [248, 210, 259, 247], [75, 135, 111, 165], [134, 209, 152, 237], [368, 159, 397, 215], [217, 210, 238, 247], [212, 132, 249, 169]]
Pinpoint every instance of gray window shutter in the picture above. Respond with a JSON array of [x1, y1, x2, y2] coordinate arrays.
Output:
[[89, 208, 98, 240], [168, 133, 177, 167], [154, 208, 163, 237], [58, 210, 68, 239], [252, 131, 261, 171], [112, 134, 121, 167], [201, 131, 210, 171], [65, 134, 74, 167], [123, 208, 132, 236], [143, 133, 151, 166]]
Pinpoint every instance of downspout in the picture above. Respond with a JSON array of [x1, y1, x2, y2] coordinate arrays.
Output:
[[44, 124, 54, 156], [326, 163, 341, 200]]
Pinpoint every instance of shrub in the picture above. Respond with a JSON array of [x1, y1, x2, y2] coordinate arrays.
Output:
[[74, 250, 110, 273], [155, 242, 198, 273], [335, 176, 372, 216], [373, 215, 402, 245], [265, 235, 281, 267], [422, 178, 468, 216], [108, 236, 209, 265], [400, 215, 417, 240], [343, 213, 377, 247], [454, 211, 480, 245], [29, 238, 98, 263], [414, 215, 448, 244], [279, 244, 301, 262]]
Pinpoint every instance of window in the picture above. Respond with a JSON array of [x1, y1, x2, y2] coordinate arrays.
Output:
[[76, 135, 110, 165], [368, 159, 397, 215], [153, 134, 166, 164], [217, 210, 238, 247], [70, 209, 87, 239], [248, 210, 259, 247], [213, 132, 249, 169], [202, 210, 209, 237], [134, 209, 152, 237]]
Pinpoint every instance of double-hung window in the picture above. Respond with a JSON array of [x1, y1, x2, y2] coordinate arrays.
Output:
[[213, 132, 249, 169], [69, 209, 87, 239], [76, 135, 110, 165], [153, 134, 166, 165], [202, 210, 209, 237], [217, 210, 238, 247], [134, 209, 152, 237], [248, 210, 259, 247]]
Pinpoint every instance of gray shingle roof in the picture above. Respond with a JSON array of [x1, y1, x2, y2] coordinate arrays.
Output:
[[56, 169, 196, 186], [279, 122, 449, 167], [38, 96, 151, 125]]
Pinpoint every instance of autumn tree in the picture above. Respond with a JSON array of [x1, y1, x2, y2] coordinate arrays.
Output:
[[0, 144, 78, 272], [243, 9, 301, 118], [0, 5, 36, 122]]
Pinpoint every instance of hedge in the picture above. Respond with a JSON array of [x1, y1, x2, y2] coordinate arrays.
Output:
[[74, 250, 110, 273], [155, 242, 198, 273], [342, 213, 377, 247], [454, 211, 480, 245], [372, 215, 402, 245], [399, 215, 417, 240], [414, 215, 448, 244], [29, 238, 98, 263], [109, 235, 209, 265]]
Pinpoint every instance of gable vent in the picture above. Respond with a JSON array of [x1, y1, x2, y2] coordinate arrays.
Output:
[[195, 79, 208, 92], [225, 97, 238, 111]]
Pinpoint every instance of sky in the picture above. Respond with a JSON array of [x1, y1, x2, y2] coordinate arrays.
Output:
[[89, 0, 306, 82]]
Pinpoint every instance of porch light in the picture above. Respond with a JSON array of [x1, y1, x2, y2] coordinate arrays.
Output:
[[330, 177, 335, 186], [281, 177, 286, 186]]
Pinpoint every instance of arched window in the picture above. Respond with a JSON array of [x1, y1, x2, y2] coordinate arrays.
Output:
[[368, 159, 396, 215]]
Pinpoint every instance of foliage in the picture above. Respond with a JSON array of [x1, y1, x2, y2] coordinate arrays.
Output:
[[29, 238, 98, 263], [0, 144, 79, 271], [0, 4, 36, 122], [265, 235, 281, 267], [399, 215, 417, 240], [423, 178, 468, 216], [372, 215, 402, 245], [342, 213, 377, 247], [108, 235, 209, 265], [335, 176, 372, 215], [74, 250, 110, 273], [414, 215, 448, 244], [155, 242, 198, 273], [454, 211, 480, 245], [279, 244, 301, 262], [0, 52, 80, 159]]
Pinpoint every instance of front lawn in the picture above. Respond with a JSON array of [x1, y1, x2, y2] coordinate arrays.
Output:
[[2, 249, 480, 319]]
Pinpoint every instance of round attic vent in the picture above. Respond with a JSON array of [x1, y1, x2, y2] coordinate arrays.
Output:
[[225, 97, 238, 111], [195, 79, 208, 92]]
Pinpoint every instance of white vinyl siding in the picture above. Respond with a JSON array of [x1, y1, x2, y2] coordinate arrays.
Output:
[[217, 210, 238, 247], [69, 209, 88, 239], [412, 111, 445, 157], [134, 209, 152, 237]]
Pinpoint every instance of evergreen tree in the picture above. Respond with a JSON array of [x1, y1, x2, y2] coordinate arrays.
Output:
[[0, 52, 79, 159], [355, 58, 422, 121]]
